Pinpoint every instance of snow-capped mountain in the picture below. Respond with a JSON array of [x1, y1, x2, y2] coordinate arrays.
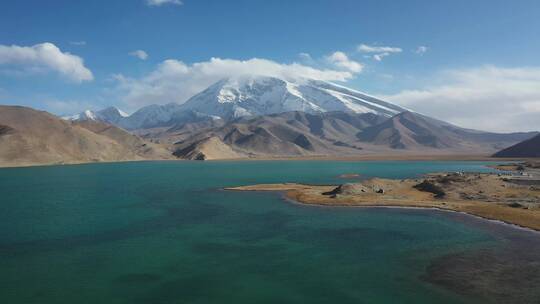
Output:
[[117, 103, 183, 130], [98, 106, 129, 123], [179, 76, 407, 120], [64, 107, 128, 125], [63, 103, 218, 130], [118, 104, 223, 130], [63, 75, 408, 130], [63, 109, 98, 121]]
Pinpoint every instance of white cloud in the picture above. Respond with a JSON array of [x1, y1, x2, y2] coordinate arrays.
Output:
[[381, 66, 540, 132], [146, 0, 183, 6], [373, 53, 390, 62], [129, 50, 149, 60], [0, 42, 93, 82], [113, 57, 357, 109], [70, 41, 87, 46], [357, 44, 402, 53], [325, 51, 363, 73], [415, 46, 428, 55], [357, 44, 402, 62]]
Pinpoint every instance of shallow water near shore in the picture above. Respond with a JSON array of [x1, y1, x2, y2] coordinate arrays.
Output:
[[0, 160, 538, 303]]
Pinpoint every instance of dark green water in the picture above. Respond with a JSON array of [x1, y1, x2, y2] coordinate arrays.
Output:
[[0, 160, 536, 303]]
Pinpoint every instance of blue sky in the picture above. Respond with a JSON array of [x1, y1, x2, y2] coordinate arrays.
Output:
[[1, 0, 539, 131]]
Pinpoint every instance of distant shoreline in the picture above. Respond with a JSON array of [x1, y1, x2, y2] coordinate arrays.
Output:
[[0, 154, 533, 169]]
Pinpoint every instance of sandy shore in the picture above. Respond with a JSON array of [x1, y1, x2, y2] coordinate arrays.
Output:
[[215, 154, 512, 162], [225, 170, 540, 231]]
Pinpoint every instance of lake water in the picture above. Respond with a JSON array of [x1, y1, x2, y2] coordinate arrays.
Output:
[[1, 160, 539, 303]]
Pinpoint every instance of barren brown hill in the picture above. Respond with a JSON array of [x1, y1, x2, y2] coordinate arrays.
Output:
[[173, 136, 243, 160], [493, 134, 540, 158], [0, 105, 173, 167], [170, 111, 537, 159], [356, 111, 536, 152]]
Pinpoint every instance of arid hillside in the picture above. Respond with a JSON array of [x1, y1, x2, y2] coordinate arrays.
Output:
[[0, 105, 173, 167]]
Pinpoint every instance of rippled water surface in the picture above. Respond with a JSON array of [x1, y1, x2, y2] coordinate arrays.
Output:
[[1, 160, 538, 303]]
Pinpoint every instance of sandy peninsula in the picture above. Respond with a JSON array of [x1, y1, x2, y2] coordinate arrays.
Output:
[[226, 162, 540, 231]]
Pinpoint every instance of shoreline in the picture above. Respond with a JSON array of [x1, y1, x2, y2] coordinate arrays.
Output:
[[0, 154, 533, 169], [284, 196, 540, 234], [225, 170, 540, 231]]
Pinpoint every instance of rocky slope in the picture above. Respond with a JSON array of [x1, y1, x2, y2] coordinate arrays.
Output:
[[171, 111, 385, 159], [173, 136, 243, 160]]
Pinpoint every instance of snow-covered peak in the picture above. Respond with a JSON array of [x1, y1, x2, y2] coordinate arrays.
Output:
[[117, 103, 183, 130], [180, 75, 406, 120], [60, 75, 408, 130], [118, 109, 129, 117], [63, 109, 97, 121], [63, 106, 128, 124], [83, 110, 97, 120]]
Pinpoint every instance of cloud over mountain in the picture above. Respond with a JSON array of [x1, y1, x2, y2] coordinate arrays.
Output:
[[0, 42, 93, 82], [113, 57, 360, 109]]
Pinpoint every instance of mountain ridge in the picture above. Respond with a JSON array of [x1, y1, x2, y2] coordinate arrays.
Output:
[[2, 75, 537, 165], [169, 110, 537, 160], [493, 134, 540, 158], [1, 105, 537, 166], [64, 106, 128, 124]]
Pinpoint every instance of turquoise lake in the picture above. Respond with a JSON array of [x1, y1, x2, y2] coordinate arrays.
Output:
[[1, 160, 539, 303]]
